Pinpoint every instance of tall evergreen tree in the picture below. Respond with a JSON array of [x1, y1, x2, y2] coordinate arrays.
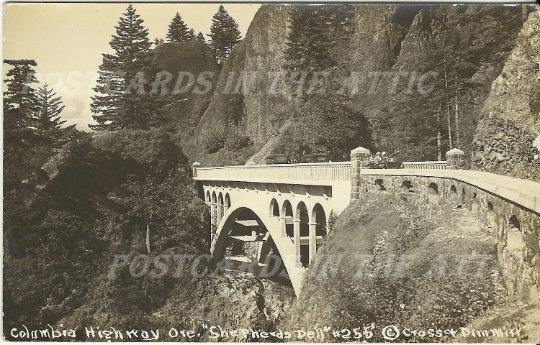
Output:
[[284, 5, 335, 72], [3, 59, 40, 163], [3, 59, 38, 130], [196, 32, 205, 42], [166, 12, 192, 42], [34, 83, 66, 132], [208, 5, 241, 65], [188, 28, 196, 40], [91, 5, 157, 131]]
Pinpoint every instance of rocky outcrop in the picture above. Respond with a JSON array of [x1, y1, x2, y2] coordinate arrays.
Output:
[[194, 5, 294, 148], [162, 4, 526, 165], [153, 41, 219, 136], [473, 8, 540, 181]]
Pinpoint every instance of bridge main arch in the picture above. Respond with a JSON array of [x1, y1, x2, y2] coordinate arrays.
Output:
[[211, 203, 307, 296]]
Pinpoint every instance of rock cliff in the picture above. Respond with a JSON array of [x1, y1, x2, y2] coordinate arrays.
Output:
[[158, 4, 529, 166], [473, 8, 540, 181]]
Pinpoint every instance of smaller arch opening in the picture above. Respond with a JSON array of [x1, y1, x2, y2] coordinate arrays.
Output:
[[509, 215, 520, 230], [311, 203, 328, 236], [224, 193, 231, 211], [269, 198, 280, 217], [485, 201, 496, 229], [449, 185, 461, 208], [282, 200, 293, 218], [374, 179, 386, 191], [427, 182, 439, 195], [282, 200, 294, 237], [401, 180, 413, 193], [470, 191, 479, 213]]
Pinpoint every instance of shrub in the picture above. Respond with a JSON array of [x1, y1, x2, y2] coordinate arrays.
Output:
[[203, 132, 226, 153], [225, 131, 252, 151]]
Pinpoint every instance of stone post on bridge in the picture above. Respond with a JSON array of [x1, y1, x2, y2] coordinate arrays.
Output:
[[192, 162, 200, 177], [446, 148, 465, 169], [350, 146, 371, 201]]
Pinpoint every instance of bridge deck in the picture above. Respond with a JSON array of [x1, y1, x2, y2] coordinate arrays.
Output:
[[194, 162, 351, 185], [195, 163, 540, 214]]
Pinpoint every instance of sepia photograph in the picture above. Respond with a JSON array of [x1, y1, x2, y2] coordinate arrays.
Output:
[[2, 1, 540, 342]]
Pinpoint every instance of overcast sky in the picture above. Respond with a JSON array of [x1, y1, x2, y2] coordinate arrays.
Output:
[[3, 3, 260, 130]]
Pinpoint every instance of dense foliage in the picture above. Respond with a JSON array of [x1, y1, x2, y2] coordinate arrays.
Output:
[[366, 5, 525, 160], [285, 5, 354, 72], [3, 128, 209, 337], [276, 95, 373, 161]]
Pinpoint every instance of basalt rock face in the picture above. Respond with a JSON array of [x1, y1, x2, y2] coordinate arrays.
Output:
[[345, 4, 524, 160], [161, 4, 527, 166], [153, 41, 219, 139], [193, 4, 294, 148], [472, 9, 540, 181]]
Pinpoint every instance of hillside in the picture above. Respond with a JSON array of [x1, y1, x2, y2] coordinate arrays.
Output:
[[3, 129, 294, 340], [280, 193, 512, 342]]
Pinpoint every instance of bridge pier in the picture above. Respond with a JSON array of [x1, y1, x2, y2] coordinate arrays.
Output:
[[217, 203, 223, 225], [280, 216, 287, 236], [210, 202, 217, 230], [309, 222, 317, 265], [294, 219, 301, 267]]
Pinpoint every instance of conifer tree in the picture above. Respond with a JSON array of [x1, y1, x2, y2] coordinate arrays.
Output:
[[3, 59, 40, 159], [34, 83, 66, 132], [91, 5, 162, 131], [208, 5, 241, 64], [285, 5, 335, 72], [188, 28, 196, 41], [3, 59, 38, 130], [154, 38, 164, 47], [196, 32, 205, 42], [3, 59, 40, 166], [166, 12, 191, 42]]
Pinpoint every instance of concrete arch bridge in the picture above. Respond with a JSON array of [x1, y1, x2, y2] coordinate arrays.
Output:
[[193, 147, 540, 302]]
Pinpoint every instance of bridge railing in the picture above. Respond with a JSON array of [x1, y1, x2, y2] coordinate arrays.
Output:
[[361, 168, 540, 214], [194, 162, 352, 183], [401, 161, 447, 169]]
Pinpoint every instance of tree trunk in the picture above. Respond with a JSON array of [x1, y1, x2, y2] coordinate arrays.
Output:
[[146, 223, 151, 255], [437, 105, 443, 161], [454, 76, 460, 148], [443, 59, 453, 148]]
